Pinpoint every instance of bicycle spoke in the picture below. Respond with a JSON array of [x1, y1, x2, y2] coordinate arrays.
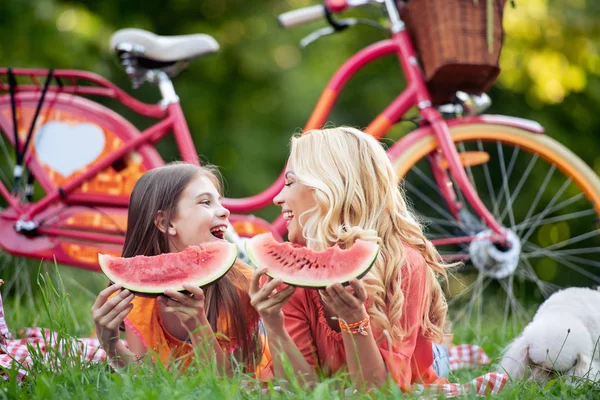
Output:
[[525, 229, 600, 252], [501, 274, 514, 337], [516, 193, 587, 231], [478, 140, 500, 216], [496, 141, 517, 228], [523, 246, 600, 258], [404, 181, 456, 222], [558, 253, 600, 269], [421, 217, 457, 238], [520, 258, 560, 298], [513, 209, 596, 232], [412, 164, 445, 194], [520, 178, 571, 244], [524, 243, 600, 283], [421, 216, 469, 234], [426, 232, 456, 239], [498, 276, 530, 335], [516, 164, 556, 236], [499, 153, 539, 224], [451, 272, 491, 334], [0, 166, 11, 187], [0, 130, 14, 169], [524, 242, 600, 269]]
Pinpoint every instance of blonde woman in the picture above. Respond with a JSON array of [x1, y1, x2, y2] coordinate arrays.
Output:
[[249, 127, 450, 390]]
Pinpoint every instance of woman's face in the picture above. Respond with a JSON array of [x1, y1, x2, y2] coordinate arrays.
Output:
[[273, 169, 316, 245], [165, 173, 230, 252]]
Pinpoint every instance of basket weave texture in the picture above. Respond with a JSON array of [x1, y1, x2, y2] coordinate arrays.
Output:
[[401, 0, 507, 104]]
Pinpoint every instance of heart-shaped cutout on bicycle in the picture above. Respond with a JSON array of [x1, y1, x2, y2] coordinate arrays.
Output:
[[34, 121, 106, 177]]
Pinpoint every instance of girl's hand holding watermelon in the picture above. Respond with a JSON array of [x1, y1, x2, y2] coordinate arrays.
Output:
[[91, 283, 138, 367], [160, 283, 209, 332]]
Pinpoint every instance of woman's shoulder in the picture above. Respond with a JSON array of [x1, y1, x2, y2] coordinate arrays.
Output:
[[283, 287, 317, 315], [400, 243, 428, 279], [402, 243, 426, 265]]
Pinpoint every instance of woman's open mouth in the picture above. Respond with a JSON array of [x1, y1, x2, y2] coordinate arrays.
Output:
[[283, 210, 294, 226]]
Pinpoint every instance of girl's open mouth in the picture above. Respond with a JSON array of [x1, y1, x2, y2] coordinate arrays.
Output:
[[210, 225, 227, 239]]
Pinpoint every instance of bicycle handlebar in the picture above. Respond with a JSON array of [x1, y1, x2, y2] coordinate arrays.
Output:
[[278, 5, 326, 29], [278, 1, 378, 30]]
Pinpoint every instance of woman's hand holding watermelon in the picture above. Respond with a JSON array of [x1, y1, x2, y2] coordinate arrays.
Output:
[[320, 278, 369, 323], [249, 267, 296, 328], [92, 284, 135, 350], [160, 283, 209, 332]]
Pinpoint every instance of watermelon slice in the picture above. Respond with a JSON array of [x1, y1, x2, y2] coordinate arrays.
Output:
[[98, 241, 238, 294], [245, 233, 379, 288]]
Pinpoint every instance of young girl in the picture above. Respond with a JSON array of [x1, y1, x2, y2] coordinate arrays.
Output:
[[249, 127, 450, 390], [91, 162, 270, 377]]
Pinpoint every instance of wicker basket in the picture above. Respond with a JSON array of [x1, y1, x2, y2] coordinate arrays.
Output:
[[400, 0, 507, 104]]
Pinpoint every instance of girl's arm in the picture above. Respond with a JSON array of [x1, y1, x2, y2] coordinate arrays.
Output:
[[92, 284, 138, 369], [107, 333, 140, 369], [249, 268, 317, 386], [161, 283, 231, 376], [321, 279, 388, 388], [187, 311, 231, 376]]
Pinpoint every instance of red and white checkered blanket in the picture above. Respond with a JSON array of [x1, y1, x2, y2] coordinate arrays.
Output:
[[0, 283, 507, 396]]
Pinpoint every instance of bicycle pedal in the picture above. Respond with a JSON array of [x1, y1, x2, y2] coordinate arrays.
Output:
[[438, 151, 489, 170]]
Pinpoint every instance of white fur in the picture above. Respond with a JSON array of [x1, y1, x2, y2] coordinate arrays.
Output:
[[498, 287, 600, 384]]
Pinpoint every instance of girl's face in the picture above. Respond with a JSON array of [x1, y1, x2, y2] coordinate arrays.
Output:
[[166, 173, 230, 252], [274, 170, 316, 246]]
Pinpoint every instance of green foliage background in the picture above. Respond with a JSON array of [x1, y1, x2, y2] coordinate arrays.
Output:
[[2, 0, 599, 222]]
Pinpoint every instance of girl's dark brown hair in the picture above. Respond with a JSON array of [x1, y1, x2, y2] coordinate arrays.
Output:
[[122, 162, 262, 369]]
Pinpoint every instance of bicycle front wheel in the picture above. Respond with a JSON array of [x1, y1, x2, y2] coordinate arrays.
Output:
[[392, 122, 600, 337]]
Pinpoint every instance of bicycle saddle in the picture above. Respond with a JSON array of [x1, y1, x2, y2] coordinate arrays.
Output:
[[109, 28, 220, 63]]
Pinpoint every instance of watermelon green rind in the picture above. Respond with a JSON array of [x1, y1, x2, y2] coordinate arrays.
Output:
[[98, 242, 238, 294], [245, 234, 379, 288]]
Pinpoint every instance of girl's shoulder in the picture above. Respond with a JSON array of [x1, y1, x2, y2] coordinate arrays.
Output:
[[128, 295, 158, 320]]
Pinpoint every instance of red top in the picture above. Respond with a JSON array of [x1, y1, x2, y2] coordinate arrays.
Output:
[[282, 246, 448, 390]]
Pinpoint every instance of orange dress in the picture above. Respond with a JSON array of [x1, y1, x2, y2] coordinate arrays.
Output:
[[282, 246, 447, 390], [123, 262, 271, 378]]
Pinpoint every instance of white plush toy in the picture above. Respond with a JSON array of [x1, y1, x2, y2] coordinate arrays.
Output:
[[498, 287, 600, 384]]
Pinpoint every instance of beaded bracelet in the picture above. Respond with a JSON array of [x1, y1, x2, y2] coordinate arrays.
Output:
[[339, 315, 370, 336]]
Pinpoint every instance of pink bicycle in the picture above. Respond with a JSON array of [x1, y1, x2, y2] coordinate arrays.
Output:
[[1, 0, 599, 332]]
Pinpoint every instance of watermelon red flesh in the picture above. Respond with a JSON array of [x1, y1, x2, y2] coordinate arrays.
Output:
[[98, 241, 237, 294], [245, 233, 379, 288]]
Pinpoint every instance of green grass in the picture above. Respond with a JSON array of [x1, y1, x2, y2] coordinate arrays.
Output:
[[0, 257, 599, 399]]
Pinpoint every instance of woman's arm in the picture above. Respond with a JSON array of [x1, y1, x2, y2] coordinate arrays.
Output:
[[322, 279, 388, 388], [249, 268, 317, 386], [262, 318, 318, 384]]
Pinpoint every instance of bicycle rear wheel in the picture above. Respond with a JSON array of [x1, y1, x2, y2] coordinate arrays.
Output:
[[0, 92, 164, 270], [392, 123, 600, 337]]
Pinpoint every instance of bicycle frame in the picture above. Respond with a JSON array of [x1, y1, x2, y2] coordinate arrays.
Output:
[[0, 12, 543, 270], [300, 27, 508, 242]]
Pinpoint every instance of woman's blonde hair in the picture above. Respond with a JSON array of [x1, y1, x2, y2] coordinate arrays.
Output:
[[288, 127, 448, 343]]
